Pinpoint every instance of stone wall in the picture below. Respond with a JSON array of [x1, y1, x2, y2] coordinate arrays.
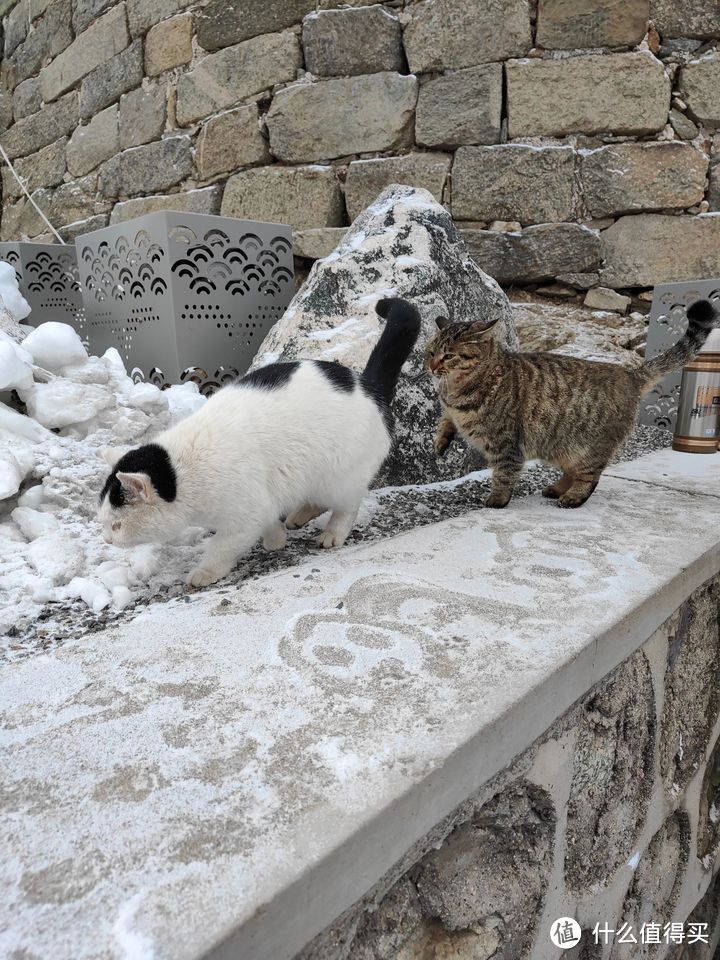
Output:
[[0, 0, 719, 296], [296, 573, 720, 960]]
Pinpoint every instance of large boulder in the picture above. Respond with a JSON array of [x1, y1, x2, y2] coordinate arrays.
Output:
[[253, 185, 518, 486]]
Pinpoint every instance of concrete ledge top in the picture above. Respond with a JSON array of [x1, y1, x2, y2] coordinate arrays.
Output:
[[3, 450, 720, 960]]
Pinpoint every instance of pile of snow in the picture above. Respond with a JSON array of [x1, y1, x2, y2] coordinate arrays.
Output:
[[1, 311, 208, 647]]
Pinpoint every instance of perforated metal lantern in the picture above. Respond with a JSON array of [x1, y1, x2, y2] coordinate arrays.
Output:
[[640, 279, 720, 431], [74, 212, 294, 393], [0, 241, 85, 335]]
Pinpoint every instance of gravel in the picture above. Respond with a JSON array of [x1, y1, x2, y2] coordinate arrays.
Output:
[[2, 424, 672, 663]]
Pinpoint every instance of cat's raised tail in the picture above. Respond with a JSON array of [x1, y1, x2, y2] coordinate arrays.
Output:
[[361, 297, 421, 405], [636, 298, 719, 389]]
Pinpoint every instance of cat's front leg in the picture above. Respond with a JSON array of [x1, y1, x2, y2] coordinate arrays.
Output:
[[187, 528, 259, 588], [317, 504, 360, 548], [262, 520, 288, 551], [434, 415, 458, 457], [486, 445, 524, 509]]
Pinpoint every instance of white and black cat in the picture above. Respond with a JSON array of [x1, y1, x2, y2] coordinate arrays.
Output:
[[98, 297, 420, 587]]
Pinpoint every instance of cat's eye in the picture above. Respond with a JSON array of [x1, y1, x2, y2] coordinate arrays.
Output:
[[442, 353, 453, 361]]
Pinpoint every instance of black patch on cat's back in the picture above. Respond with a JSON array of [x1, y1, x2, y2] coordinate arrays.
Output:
[[239, 361, 299, 390], [314, 360, 356, 392], [100, 443, 177, 507]]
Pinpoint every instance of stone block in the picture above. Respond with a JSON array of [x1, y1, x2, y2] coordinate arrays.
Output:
[[59, 214, 109, 241], [536, 0, 649, 49], [1, 137, 67, 200], [145, 13, 193, 76], [118, 85, 166, 149], [67, 105, 120, 177], [452, 145, 576, 224], [650, 0, 720, 38], [404, 0, 531, 72], [462, 223, 602, 284], [73, 0, 117, 33], [109, 186, 222, 223], [197, 0, 315, 52], [175, 32, 301, 127], [39, 4, 129, 103], [220, 165, 344, 232], [415, 64, 502, 149], [79, 40, 144, 120], [678, 56, 720, 129], [127, 0, 188, 37], [195, 104, 269, 180], [600, 214, 720, 287], [583, 287, 632, 312], [4, 0, 29, 57], [0, 89, 12, 134], [4, 173, 103, 238], [13, 78, 42, 122], [581, 142, 708, 217], [709, 137, 720, 211], [344, 153, 451, 221], [98, 135, 193, 198], [293, 227, 348, 260], [0, 91, 78, 160], [8, 0, 73, 87], [506, 51, 671, 138], [302, 7, 403, 77], [668, 107, 699, 140], [267, 73, 417, 164]]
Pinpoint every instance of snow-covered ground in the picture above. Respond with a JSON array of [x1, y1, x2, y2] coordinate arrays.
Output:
[[0, 263, 211, 646]]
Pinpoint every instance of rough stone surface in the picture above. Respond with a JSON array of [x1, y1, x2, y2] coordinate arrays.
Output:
[[302, 7, 403, 77], [13, 78, 42, 122], [109, 186, 222, 224], [697, 736, 720, 861], [506, 52, 671, 138], [197, 0, 315, 52], [678, 56, 720, 129], [536, 0, 649, 49], [452, 144, 576, 225], [710, 139, 720, 211], [221, 165, 344, 233], [79, 39, 144, 120], [565, 652, 655, 893], [293, 227, 348, 260], [600, 214, 720, 287], [73, 0, 117, 33], [267, 73, 418, 164], [175, 32, 302, 127], [0, 91, 78, 160], [127, 0, 189, 37], [660, 578, 720, 795], [4, 0, 29, 57], [254, 185, 516, 486], [1, 137, 67, 200], [195, 104, 269, 180], [512, 298, 645, 364], [404, 0, 532, 72], [145, 13, 193, 76], [668, 107, 700, 140], [98, 136, 194, 198], [7, 0, 73, 87], [344, 153, 451, 222], [2, 173, 100, 238], [581, 142, 708, 217], [66, 105, 120, 177], [415, 64, 503, 149], [415, 781, 555, 949], [650, 0, 720, 39], [118, 85, 166, 149], [39, 4, 129, 103], [583, 287, 632, 313], [463, 224, 602, 285]]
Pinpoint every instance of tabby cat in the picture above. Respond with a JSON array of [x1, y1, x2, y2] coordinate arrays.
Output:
[[426, 299, 718, 509]]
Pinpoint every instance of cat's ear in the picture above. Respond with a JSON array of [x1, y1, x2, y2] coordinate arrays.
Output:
[[116, 471, 153, 502], [435, 315, 451, 330], [468, 317, 500, 336], [100, 446, 125, 467]]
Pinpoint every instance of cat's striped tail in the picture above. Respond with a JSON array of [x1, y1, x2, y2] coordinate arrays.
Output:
[[361, 297, 421, 405], [635, 298, 719, 389]]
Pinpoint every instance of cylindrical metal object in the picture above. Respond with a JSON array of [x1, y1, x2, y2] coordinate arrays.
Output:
[[672, 328, 720, 454]]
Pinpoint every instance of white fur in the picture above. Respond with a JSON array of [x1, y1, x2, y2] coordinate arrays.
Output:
[[98, 362, 391, 586]]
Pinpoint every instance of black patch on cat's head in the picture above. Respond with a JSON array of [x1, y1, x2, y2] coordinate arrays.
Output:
[[100, 443, 177, 507], [314, 360, 356, 392], [240, 361, 299, 390]]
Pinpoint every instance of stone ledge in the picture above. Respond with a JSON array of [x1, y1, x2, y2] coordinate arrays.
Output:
[[3, 450, 720, 958]]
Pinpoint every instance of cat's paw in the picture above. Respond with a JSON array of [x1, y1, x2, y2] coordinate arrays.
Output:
[[316, 529, 348, 548], [286, 504, 323, 529], [542, 484, 561, 499], [485, 492, 511, 509], [434, 435, 452, 457], [186, 565, 222, 588], [557, 494, 587, 509], [262, 527, 288, 551]]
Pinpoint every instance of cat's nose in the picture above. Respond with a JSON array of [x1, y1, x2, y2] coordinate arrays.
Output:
[[103, 535, 112, 544]]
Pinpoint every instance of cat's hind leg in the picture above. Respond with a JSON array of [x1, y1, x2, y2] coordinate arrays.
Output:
[[262, 520, 288, 551], [316, 499, 361, 549], [485, 445, 524, 509], [558, 464, 604, 508], [286, 503, 325, 529], [542, 471, 575, 500]]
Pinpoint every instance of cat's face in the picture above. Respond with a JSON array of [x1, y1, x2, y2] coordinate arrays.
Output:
[[425, 316, 499, 379], [98, 444, 180, 547]]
